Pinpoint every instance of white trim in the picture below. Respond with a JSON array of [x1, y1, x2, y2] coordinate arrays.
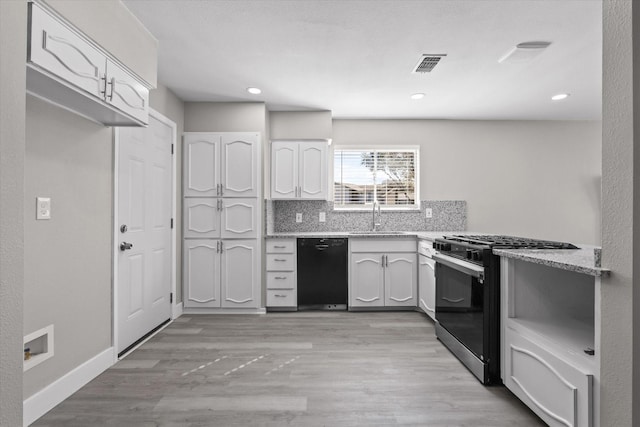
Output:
[[112, 108, 178, 359], [183, 308, 267, 315], [172, 301, 184, 319], [23, 347, 114, 426]]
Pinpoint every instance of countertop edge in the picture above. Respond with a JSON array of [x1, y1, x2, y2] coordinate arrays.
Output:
[[493, 248, 610, 277]]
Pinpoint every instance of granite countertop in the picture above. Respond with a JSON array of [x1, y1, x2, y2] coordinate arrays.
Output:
[[265, 231, 468, 239], [493, 245, 609, 277]]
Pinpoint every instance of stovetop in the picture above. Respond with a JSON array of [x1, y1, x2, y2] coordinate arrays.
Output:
[[442, 235, 579, 250]]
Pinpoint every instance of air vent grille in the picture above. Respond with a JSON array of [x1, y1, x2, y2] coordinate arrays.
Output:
[[413, 54, 446, 73]]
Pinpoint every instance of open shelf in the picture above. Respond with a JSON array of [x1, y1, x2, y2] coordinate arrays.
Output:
[[24, 324, 54, 372], [507, 317, 596, 372]]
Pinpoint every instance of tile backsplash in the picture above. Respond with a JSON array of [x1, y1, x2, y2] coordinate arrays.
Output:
[[267, 200, 466, 233]]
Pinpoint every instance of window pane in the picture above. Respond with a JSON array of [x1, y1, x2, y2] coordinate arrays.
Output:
[[334, 148, 417, 207]]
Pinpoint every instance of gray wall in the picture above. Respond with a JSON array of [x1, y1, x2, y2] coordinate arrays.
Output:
[[601, 2, 638, 425], [23, 97, 113, 398], [0, 1, 26, 425], [332, 119, 602, 245], [150, 83, 185, 302]]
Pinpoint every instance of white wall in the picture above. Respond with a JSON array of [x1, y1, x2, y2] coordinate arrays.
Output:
[[23, 96, 113, 399], [601, 2, 638, 426], [0, 0, 26, 425], [333, 119, 601, 245]]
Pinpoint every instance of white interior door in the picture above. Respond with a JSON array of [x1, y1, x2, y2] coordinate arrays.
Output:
[[117, 113, 173, 354]]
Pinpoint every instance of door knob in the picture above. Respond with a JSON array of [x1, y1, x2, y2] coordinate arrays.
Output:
[[120, 242, 133, 251]]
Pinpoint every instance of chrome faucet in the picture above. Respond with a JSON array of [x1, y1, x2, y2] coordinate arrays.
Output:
[[372, 201, 382, 231]]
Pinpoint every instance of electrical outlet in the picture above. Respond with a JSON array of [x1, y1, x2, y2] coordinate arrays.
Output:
[[425, 208, 433, 219], [319, 212, 326, 222], [36, 197, 51, 220], [296, 213, 303, 223]]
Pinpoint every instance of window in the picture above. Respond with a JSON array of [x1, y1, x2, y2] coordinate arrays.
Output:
[[334, 148, 418, 209]]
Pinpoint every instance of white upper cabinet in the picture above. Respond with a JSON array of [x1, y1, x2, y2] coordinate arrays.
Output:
[[27, 2, 150, 126], [271, 140, 327, 200], [105, 59, 149, 125], [221, 134, 259, 197], [184, 134, 219, 197], [184, 133, 258, 198], [28, 3, 106, 99]]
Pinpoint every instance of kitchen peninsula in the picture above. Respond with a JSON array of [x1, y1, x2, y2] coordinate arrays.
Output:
[[495, 245, 608, 427]]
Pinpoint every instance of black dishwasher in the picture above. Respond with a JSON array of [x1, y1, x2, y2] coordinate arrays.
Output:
[[297, 238, 348, 310]]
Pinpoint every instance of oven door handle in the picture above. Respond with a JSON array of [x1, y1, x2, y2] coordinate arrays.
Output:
[[433, 253, 485, 282]]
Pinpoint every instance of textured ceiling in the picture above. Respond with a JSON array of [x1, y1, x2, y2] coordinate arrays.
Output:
[[123, 0, 602, 120]]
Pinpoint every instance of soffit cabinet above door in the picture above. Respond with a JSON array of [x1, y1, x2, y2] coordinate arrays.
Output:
[[26, 1, 152, 126]]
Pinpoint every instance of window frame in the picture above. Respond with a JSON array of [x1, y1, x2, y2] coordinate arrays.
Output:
[[332, 145, 420, 211]]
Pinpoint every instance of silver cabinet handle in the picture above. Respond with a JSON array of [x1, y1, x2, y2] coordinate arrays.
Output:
[[220, 241, 223, 253], [274, 258, 286, 262], [274, 294, 286, 298], [107, 77, 115, 101], [273, 245, 286, 249], [216, 241, 220, 253], [274, 276, 287, 280]]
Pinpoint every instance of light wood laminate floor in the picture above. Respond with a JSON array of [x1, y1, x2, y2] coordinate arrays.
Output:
[[34, 311, 545, 426]]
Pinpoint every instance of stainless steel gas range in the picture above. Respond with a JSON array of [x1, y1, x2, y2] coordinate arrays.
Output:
[[432, 235, 578, 385]]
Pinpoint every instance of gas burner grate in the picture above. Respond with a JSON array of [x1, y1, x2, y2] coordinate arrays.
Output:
[[445, 235, 579, 250]]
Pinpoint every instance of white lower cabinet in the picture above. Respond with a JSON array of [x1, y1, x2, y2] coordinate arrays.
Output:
[[500, 257, 598, 427], [349, 239, 417, 308], [184, 239, 259, 309], [265, 239, 297, 309], [504, 327, 593, 427], [418, 253, 436, 320]]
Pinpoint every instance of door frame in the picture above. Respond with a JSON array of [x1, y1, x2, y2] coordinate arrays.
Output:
[[112, 108, 178, 361]]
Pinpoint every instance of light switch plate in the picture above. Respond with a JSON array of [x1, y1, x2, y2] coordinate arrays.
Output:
[[36, 197, 51, 220], [296, 213, 302, 223], [319, 212, 326, 222], [425, 208, 433, 219]]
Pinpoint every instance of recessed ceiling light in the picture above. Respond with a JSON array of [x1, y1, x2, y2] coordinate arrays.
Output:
[[411, 93, 425, 100], [247, 87, 262, 95], [551, 93, 570, 101]]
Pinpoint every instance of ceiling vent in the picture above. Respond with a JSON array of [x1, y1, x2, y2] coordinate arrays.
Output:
[[412, 54, 447, 73], [498, 41, 552, 64]]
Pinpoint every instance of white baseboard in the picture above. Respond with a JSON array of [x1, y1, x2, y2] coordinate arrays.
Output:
[[23, 347, 115, 426], [172, 301, 183, 319], [183, 307, 267, 315]]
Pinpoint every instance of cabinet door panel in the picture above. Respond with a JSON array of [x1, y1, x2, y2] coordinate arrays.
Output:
[[385, 253, 417, 306], [505, 328, 593, 427], [105, 59, 149, 125], [221, 240, 259, 308], [418, 255, 436, 320], [29, 3, 106, 99], [184, 134, 219, 197], [271, 141, 298, 199], [220, 198, 257, 239], [350, 253, 384, 307], [299, 142, 327, 200], [184, 240, 220, 308], [221, 134, 258, 197], [184, 198, 220, 239]]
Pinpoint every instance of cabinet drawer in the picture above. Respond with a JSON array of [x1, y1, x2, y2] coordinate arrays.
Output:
[[266, 289, 296, 307], [504, 327, 593, 427], [266, 254, 295, 271], [266, 272, 295, 290], [266, 239, 295, 253], [418, 240, 435, 257]]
